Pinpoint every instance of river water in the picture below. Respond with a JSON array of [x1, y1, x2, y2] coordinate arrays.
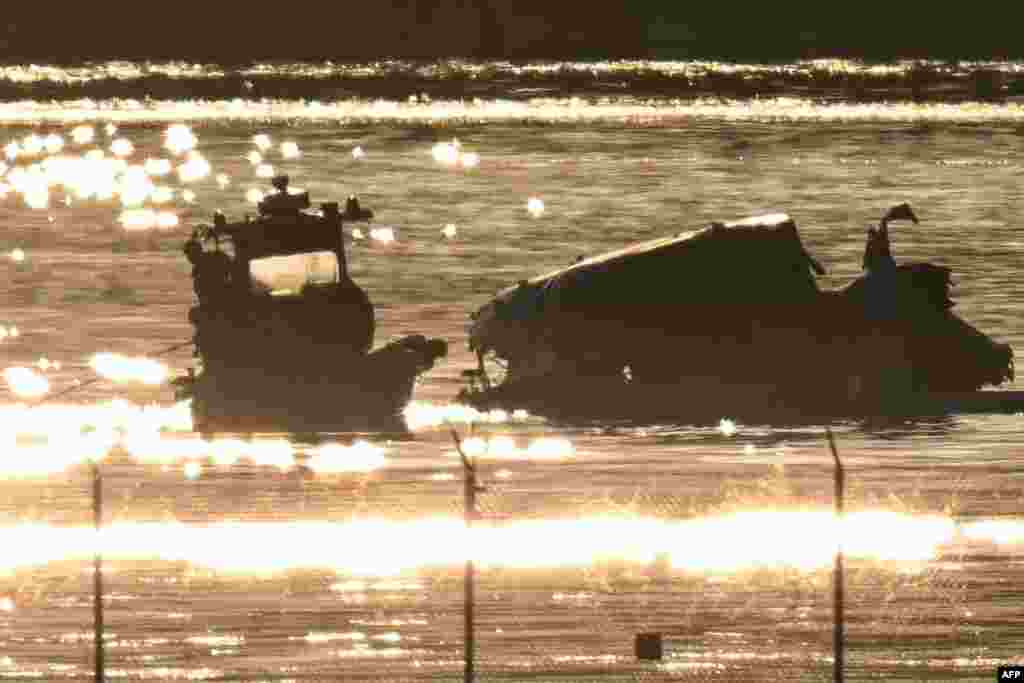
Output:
[[0, 60, 1023, 681]]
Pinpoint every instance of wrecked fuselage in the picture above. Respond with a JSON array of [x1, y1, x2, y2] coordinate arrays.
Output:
[[462, 211, 1014, 423]]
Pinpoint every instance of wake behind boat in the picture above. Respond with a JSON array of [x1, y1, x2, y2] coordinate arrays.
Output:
[[459, 205, 1017, 424]]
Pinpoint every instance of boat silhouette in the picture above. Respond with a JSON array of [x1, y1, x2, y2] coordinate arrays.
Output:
[[460, 205, 1017, 424], [174, 176, 447, 433]]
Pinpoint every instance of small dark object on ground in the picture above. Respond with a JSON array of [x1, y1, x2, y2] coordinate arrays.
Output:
[[635, 632, 663, 661]]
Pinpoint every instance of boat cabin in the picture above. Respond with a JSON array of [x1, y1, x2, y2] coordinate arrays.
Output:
[[184, 176, 372, 303]]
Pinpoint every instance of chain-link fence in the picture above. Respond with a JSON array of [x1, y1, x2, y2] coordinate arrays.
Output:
[[1, 412, 1022, 682]]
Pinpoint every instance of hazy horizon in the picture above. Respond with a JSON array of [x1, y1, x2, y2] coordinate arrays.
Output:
[[3, 3, 1024, 63]]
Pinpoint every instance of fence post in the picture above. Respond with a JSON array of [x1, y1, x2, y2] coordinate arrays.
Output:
[[451, 429, 478, 683], [92, 458, 105, 683], [827, 427, 844, 683]]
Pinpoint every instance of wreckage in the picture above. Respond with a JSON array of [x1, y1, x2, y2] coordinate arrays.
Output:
[[460, 205, 1017, 423], [174, 176, 447, 433]]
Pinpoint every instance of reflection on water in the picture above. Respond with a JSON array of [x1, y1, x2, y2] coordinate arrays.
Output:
[[0, 399, 572, 476], [0, 58, 1021, 87], [0, 510, 1016, 574], [4, 96, 1024, 125]]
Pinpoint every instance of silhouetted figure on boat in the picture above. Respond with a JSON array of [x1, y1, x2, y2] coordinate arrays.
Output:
[[846, 203, 1007, 394], [862, 203, 909, 273], [857, 203, 953, 319], [343, 194, 373, 221], [183, 228, 233, 305], [258, 175, 311, 217]]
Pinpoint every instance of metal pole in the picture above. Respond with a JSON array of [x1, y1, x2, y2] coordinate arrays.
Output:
[[92, 459, 105, 683], [827, 427, 844, 683], [464, 462, 476, 683], [451, 429, 476, 683]]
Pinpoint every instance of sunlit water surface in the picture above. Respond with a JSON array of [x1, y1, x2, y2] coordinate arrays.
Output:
[[0, 60, 1023, 680]]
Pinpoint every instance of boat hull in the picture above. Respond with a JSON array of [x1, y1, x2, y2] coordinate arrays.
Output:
[[459, 376, 1024, 426], [180, 181, 449, 434], [180, 335, 447, 434]]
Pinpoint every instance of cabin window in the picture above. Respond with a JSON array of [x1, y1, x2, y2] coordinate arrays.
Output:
[[249, 250, 339, 296]]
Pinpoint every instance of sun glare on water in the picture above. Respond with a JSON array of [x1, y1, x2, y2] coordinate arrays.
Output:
[[177, 151, 210, 182], [308, 440, 388, 474], [451, 435, 574, 461], [526, 197, 545, 217], [431, 139, 460, 165], [368, 227, 396, 244], [70, 124, 94, 144], [163, 123, 197, 155], [0, 511, 1016, 576], [2, 367, 50, 398], [402, 401, 533, 430], [43, 133, 63, 154], [0, 395, 1017, 576], [5, 83, 1024, 127], [89, 353, 169, 385], [143, 157, 172, 176], [0, 122, 270, 232], [431, 138, 480, 168], [21, 134, 43, 156], [119, 208, 179, 230], [110, 138, 134, 157], [149, 185, 174, 203]]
